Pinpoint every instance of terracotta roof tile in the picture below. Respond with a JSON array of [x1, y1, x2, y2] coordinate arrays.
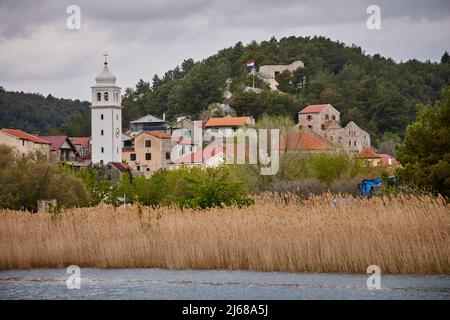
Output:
[[144, 131, 172, 139], [70, 137, 91, 146], [110, 162, 132, 172], [204, 116, 251, 127], [1, 129, 50, 144], [299, 104, 330, 114], [357, 147, 382, 158], [280, 131, 334, 151]]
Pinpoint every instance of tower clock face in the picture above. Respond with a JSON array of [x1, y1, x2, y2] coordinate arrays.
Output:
[[115, 128, 120, 138]]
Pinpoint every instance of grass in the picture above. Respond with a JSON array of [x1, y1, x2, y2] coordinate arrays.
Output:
[[0, 194, 449, 274]]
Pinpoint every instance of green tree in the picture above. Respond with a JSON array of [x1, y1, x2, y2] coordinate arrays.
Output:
[[0, 145, 90, 211], [396, 87, 450, 197], [441, 51, 450, 64], [275, 70, 293, 93]]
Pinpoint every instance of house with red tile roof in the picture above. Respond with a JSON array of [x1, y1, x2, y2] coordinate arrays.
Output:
[[0, 128, 51, 157], [108, 162, 132, 182], [70, 137, 91, 160], [298, 104, 371, 153], [124, 131, 176, 177], [357, 147, 398, 167], [39, 135, 78, 162], [204, 116, 255, 142]]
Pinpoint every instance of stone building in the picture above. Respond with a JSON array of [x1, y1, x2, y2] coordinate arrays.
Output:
[[123, 131, 174, 177], [258, 61, 304, 79], [0, 128, 51, 157], [298, 104, 370, 153]]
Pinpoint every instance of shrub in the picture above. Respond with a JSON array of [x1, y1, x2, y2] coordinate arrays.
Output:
[[114, 166, 254, 209], [0, 145, 90, 211]]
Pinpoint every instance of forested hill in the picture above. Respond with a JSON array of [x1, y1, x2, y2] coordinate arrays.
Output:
[[1, 36, 450, 143], [122, 36, 450, 143], [0, 87, 90, 136]]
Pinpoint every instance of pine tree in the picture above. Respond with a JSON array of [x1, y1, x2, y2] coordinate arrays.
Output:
[[441, 51, 450, 64]]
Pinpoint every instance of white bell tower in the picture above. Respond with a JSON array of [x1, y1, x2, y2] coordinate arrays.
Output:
[[90, 54, 122, 164]]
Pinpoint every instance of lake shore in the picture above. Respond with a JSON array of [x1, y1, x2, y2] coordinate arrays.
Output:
[[1, 194, 449, 274]]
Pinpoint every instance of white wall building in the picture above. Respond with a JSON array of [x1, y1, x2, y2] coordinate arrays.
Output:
[[90, 59, 123, 164]]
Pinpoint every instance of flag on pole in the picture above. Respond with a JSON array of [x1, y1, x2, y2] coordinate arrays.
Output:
[[246, 59, 255, 68]]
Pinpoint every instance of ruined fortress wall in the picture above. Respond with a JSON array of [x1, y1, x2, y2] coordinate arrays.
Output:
[[259, 61, 305, 79]]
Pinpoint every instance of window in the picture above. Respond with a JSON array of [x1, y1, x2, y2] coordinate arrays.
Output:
[[146, 168, 150, 172], [101, 114, 104, 120], [22, 139, 25, 146], [181, 146, 185, 155], [117, 147, 119, 154], [101, 130, 104, 136], [321, 124, 325, 131], [145, 153, 151, 160], [145, 140, 151, 148], [348, 141, 351, 146], [116, 114, 118, 120], [97, 92, 101, 101], [354, 141, 357, 146], [332, 115, 336, 120], [211, 128, 219, 133], [165, 152, 170, 160], [136, 166, 140, 171], [308, 125, 312, 129], [325, 115, 329, 120], [101, 147, 104, 153], [364, 135, 366, 140], [184, 130, 192, 138], [130, 153, 136, 161], [104, 92, 109, 101], [307, 115, 312, 121]]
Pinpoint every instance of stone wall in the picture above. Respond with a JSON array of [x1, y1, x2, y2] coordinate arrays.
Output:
[[259, 60, 304, 79]]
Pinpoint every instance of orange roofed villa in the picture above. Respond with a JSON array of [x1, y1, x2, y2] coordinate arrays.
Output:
[[0, 129, 51, 157]]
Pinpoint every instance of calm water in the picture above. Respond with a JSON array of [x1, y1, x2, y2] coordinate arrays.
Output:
[[0, 268, 449, 300]]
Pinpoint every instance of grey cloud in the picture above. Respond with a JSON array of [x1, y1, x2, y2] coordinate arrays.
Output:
[[0, 0, 449, 100]]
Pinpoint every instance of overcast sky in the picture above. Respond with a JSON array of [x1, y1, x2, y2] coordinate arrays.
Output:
[[0, 0, 449, 100]]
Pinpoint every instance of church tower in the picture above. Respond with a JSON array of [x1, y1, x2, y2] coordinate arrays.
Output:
[[90, 55, 122, 164]]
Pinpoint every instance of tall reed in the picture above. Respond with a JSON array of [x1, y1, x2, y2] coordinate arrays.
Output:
[[0, 194, 449, 274]]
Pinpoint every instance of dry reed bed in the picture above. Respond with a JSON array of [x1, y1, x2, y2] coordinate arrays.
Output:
[[0, 194, 449, 274]]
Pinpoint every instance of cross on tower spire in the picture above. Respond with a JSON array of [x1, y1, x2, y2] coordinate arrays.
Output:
[[103, 52, 109, 65]]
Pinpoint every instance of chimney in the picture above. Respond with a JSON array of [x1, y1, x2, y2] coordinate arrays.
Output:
[[162, 112, 166, 122]]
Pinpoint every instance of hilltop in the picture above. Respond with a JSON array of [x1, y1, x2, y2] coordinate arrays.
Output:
[[1, 36, 450, 144], [122, 36, 450, 143]]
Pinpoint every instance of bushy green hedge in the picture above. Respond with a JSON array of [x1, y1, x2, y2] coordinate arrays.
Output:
[[75, 165, 254, 209]]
